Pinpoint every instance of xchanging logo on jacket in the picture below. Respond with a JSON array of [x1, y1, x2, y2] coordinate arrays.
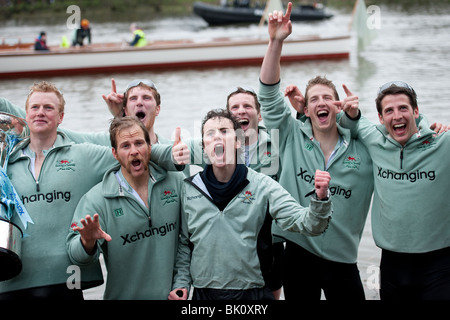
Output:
[[22, 190, 71, 204], [297, 167, 352, 199], [121, 222, 178, 245], [377, 167, 436, 182]]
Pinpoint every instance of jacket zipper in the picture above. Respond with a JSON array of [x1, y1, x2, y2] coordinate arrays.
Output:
[[400, 147, 404, 170], [19, 154, 41, 192], [148, 207, 152, 227], [27, 146, 60, 192], [118, 184, 152, 227]]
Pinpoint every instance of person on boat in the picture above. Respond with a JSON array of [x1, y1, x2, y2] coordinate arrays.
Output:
[[0, 81, 118, 300], [60, 35, 70, 48], [129, 23, 147, 47], [72, 19, 91, 47], [168, 108, 333, 300], [67, 116, 185, 299], [34, 31, 49, 51], [258, 3, 373, 301], [340, 81, 450, 300]]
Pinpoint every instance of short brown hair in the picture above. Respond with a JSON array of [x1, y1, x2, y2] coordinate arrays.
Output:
[[226, 87, 260, 114], [201, 108, 244, 145], [375, 83, 418, 115], [109, 116, 150, 149], [304, 76, 339, 107]]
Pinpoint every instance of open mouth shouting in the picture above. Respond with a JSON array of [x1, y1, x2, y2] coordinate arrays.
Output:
[[317, 109, 329, 123], [130, 157, 144, 172], [209, 143, 227, 165], [135, 110, 146, 121], [214, 143, 224, 157], [238, 118, 250, 131]]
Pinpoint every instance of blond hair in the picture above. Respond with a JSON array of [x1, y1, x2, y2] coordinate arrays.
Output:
[[26, 81, 65, 113]]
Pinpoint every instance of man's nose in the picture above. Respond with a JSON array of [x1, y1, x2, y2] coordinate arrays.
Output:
[[392, 109, 402, 119], [236, 105, 246, 114], [135, 96, 144, 106], [36, 106, 45, 115], [130, 144, 139, 154]]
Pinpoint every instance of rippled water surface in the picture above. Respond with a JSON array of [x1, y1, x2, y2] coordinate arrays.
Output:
[[1, 3, 449, 300]]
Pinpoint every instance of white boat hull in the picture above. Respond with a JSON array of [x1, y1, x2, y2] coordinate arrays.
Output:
[[0, 35, 350, 78]]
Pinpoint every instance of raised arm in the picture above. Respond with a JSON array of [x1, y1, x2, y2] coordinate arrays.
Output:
[[0, 97, 26, 118], [102, 78, 125, 118], [260, 2, 293, 85]]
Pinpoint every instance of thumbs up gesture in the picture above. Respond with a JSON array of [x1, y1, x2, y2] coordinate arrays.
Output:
[[172, 127, 190, 166]]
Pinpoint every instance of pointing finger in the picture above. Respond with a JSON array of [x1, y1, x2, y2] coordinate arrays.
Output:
[[285, 2, 292, 20], [111, 78, 117, 93], [342, 84, 353, 97]]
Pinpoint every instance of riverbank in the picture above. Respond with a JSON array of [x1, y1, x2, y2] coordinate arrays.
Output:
[[0, 0, 193, 21], [2, 0, 449, 21]]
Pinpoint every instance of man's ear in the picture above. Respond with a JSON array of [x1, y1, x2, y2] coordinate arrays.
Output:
[[112, 147, 119, 161], [58, 112, 64, 125], [378, 112, 384, 125], [304, 106, 310, 117]]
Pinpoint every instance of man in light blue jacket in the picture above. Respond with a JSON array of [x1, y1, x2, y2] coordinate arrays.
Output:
[[169, 109, 333, 300], [258, 3, 373, 300], [67, 117, 185, 299], [341, 80, 450, 300], [0, 81, 117, 299]]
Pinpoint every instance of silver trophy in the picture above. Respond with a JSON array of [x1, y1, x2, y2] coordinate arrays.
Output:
[[0, 112, 27, 281]]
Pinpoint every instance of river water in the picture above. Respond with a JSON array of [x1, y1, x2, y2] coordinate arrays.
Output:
[[1, 3, 450, 300]]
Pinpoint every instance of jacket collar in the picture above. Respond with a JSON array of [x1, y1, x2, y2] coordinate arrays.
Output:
[[375, 113, 434, 147], [9, 131, 72, 162]]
